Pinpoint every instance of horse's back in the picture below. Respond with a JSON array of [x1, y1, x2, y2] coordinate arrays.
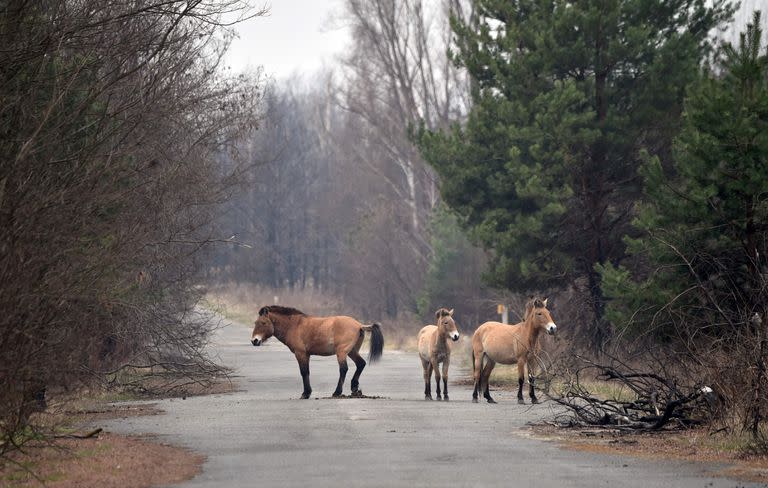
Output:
[[301, 315, 362, 356], [472, 321, 505, 345], [473, 321, 522, 364], [417, 325, 437, 360]]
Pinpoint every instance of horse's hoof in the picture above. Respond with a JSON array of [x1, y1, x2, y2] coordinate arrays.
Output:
[[531, 398, 539, 404], [351, 390, 363, 397], [472, 397, 478, 403], [436, 396, 442, 401], [517, 398, 526, 405], [486, 398, 497, 404], [332, 392, 342, 398], [443, 396, 449, 401], [301, 394, 311, 399], [425, 395, 432, 400]]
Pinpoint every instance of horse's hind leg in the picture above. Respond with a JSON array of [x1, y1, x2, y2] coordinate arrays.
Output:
[[472, 349, 483, 403], [432, 359, 442, 400], [481, 357, 496, 404], [441, 357, 450, 401], [517, 360, 526, 404], [348, 349, 366, 397], [422, 358, 433, 400], [333, 352, 349, 397]]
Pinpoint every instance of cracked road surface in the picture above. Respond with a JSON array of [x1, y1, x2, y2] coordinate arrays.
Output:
[[102, 319, 761, 487]]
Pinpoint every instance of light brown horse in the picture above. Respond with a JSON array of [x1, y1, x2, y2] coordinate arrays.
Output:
[[471, 297, 557, 404], [417, 308, 460, 401], [251, 305, 384, 399]]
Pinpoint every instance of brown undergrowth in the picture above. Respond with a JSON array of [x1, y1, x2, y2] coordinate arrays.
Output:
[[0, 379, 237, 487], [529, 424, 768, 484], [453, 363, 768, 483], [0, 432, 204, 487]]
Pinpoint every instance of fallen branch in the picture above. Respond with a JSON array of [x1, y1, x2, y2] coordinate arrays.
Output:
[[55, 428, 102, 439], [548, 354, 711, 431]]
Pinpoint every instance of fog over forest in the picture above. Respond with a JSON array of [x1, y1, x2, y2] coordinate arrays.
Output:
[[208, 0, 768, 333]]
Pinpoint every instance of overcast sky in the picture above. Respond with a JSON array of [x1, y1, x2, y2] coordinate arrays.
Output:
[[223, 1, 350, 80], [222, 0, 766, 80]]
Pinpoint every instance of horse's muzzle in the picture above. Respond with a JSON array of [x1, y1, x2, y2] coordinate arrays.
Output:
[[251, 339, 262, 346], [451, 333, 460, 342], [546, 323, 557, 335]]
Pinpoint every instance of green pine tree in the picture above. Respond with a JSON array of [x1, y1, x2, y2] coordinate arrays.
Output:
[[416, 205, 488, 322], [601, 11, 768, 340], [416, 0, 732, 346]]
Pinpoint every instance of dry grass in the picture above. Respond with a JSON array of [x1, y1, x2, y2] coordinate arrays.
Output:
[[0, 379, 237, 487], [205, 283, 343, 324], [447, 337, 636, 404], [530, 424, 768, 484], [382, 328, 420, 352], [0, 433, 203, 487], [205, 283, 431, 352]]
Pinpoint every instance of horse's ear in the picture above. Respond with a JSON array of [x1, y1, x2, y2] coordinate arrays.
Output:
[[435, 309, 442, 319], [448, 308, 454, 316], [542, 297, 548, 307], [258, 306, 269, 316]]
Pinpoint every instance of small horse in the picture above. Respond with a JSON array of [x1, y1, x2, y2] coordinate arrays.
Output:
[[471, 297, 557, 404], [417, 308, 460, 401], [251, 305, 384, 399]]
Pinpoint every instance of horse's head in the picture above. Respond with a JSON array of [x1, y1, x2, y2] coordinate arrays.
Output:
[[527, 297, 557, 335], [436, 308, 459, 341], [251, 306, 275, 346]]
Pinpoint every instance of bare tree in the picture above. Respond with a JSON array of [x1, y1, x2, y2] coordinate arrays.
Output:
[[338, 0, 470, 236], [0, 0, 266, 451]]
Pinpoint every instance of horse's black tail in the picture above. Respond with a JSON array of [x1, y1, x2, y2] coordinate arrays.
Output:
[[367, 323, 384, 363]]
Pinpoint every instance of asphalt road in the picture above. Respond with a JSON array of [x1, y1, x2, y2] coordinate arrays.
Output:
[[102, 319, 762, 488]]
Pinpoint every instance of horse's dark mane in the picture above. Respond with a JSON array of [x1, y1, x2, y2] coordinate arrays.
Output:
[[261, 305, 306, 316], [435, 307, 451, 318], [523, 297, 547, 321]]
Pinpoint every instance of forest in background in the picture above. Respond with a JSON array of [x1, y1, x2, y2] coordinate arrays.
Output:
[[208, 0, 503, 330], [209, 0, 766, 336], [209, 0, 768, 436]]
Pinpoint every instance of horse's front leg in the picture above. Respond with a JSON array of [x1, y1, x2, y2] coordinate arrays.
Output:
[[333, 352, 348, 397], [441, 356, 450, 401], [527, 358, 539, 404], [421, 358, 433, 400], [295, 352, 312, 399], [432, 358, 442, 400], [517, 360, 526, 404]]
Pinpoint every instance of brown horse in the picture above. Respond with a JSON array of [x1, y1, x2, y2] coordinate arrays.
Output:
[[251, 305, 384, 399], [417, 308, 460, 401], [471, 297, 557, 404]]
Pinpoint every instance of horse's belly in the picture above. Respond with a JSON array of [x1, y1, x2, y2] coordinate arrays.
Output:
[[308, 341, 336, 356], [312, 350, 335, 356], [303, 320, 349, 356], [484, 343, 518, 365]]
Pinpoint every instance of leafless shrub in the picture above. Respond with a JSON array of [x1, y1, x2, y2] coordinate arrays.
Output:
[[0, 0, 265, 453], [547, 348, 717, 431]]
